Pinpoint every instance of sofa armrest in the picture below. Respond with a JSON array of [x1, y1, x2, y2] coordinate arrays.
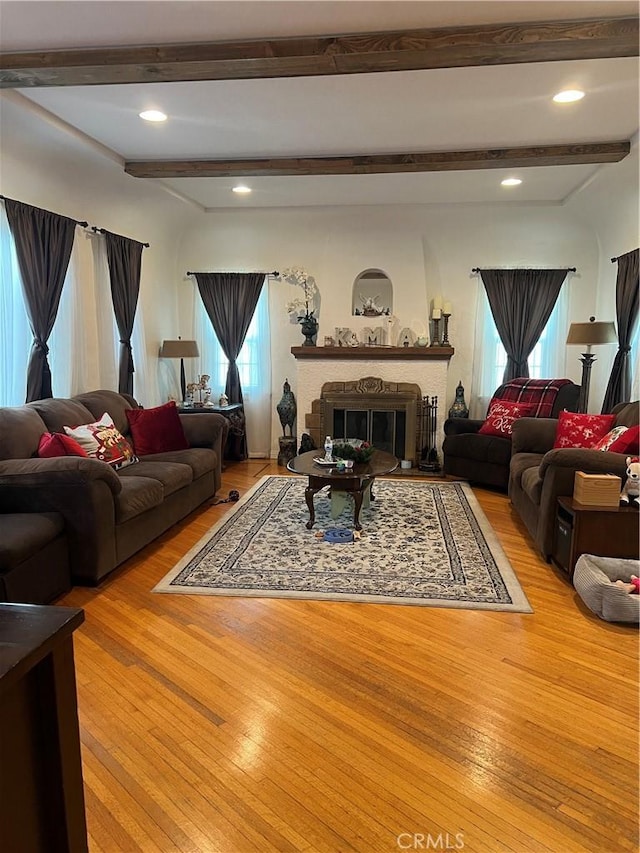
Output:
[[443, 418, 484, 437], [0, 456, 122, 494], [179, 412, 229, 459], [538, 448, 630, 480], [511, 417, 557, 455]]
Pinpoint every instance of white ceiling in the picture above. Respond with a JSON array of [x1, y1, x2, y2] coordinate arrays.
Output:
[[1, 1, 638, 209]]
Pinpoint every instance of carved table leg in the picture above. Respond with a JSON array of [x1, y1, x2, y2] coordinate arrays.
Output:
[[352, 488, 364, 531], [304, 484, 317, 529]]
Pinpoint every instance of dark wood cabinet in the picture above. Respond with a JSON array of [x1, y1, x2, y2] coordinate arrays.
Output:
[[0, 603, 87, 852], [552, 497, 640, 578]]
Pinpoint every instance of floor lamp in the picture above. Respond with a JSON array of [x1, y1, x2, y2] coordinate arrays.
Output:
[[160, 338, 199, 403], [566, 317, 617, 413]]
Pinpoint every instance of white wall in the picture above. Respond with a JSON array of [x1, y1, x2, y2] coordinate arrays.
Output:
[[0, 94, 192, 407], [178, 203, 601, 455], [565, 141, 640, 407], [4, 91, 636, 447]]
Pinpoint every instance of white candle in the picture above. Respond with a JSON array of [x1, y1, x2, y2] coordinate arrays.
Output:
[[443, 302, 452, 314], [432, 308, 442, 320], [433, 295, 443, 310]]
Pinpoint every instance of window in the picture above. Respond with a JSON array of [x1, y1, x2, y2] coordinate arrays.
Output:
[[0, 204, 32, 406], [194, 281, 271, 456], [470, 282, 568, 418]]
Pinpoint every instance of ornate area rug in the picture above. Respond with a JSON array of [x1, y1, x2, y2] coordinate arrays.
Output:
[[154, 476, 531, 612]]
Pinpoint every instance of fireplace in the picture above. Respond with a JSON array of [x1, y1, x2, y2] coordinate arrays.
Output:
[[289, 345, 453, 464]]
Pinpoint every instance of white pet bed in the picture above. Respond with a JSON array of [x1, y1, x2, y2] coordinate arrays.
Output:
[[573, 554, 640, 624]]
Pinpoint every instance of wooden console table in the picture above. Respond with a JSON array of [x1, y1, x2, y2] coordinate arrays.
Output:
[[552, 497, 640, 578], [0, 603, 87, 852]]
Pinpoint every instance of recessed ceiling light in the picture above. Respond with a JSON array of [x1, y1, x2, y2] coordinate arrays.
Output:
[[139, 110, 167, 122], [232, 185, 252, 194], [501, 178, 522, 187], [552, 89, 585, 104]]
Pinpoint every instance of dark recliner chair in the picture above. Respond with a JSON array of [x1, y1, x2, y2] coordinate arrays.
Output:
[[442, 378, 580, 491]]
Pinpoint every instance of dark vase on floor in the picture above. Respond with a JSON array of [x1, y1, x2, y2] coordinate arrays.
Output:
[[300, 314, 318, 347]]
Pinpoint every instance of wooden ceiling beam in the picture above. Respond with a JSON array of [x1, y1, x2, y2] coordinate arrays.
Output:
[[1, 17, 637, 88], [124, 141, 630, 179]]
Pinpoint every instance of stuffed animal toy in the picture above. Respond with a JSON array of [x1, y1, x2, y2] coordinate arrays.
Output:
[[613, 575, 640, 594], [620, 456, 640, 506]]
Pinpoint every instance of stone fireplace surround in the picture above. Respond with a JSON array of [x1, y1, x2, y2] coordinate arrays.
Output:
[[291, 346, 453, 465]]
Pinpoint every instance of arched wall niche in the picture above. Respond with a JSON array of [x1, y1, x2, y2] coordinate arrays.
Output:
[[352, 268, 393, 317]]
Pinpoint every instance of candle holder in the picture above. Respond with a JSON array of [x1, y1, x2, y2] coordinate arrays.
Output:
[[442, 312, 451, 346], [430, 317, 441, 346]]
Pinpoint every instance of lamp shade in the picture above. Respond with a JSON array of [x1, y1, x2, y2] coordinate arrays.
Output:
[[566, 321, 616, 346], [159, 339, 199, 358]]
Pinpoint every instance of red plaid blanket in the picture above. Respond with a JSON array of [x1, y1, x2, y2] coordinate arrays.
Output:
[[490, 378, 573, 419]]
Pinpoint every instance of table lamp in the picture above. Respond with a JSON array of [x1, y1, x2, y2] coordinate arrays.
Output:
[[566, 317, 617, 412], [160, 338, 199, 402]]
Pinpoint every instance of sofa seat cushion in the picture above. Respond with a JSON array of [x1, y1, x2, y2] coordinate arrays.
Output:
[[137, 448, 217, 480], [509, 452, 544, 489], [0, 512, 65, 570], [114, 476, 165, 523], [118, 460, 194, 496], [445, 433, 512, 466]]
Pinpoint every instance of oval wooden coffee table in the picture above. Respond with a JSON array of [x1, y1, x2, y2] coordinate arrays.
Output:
[[287, 449, 398, 531]]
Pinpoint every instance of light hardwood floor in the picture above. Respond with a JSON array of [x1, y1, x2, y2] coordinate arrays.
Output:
[[59, 460, 639, 853]]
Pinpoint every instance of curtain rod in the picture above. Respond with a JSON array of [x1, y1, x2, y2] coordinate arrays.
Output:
[[471, 266, 576, 273], [0, 194, 88, 227], [91, 226, 149, 247], [186, 270, 279, 276]]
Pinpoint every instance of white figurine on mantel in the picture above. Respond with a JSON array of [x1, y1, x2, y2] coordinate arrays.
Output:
[[219, 393, 229, 407], [349, 332, 359, 347]]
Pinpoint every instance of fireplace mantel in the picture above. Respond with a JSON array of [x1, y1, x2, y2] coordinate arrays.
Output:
[[291, 346, 454, 360]]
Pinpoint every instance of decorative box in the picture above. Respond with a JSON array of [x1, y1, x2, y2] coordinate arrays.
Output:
[[573, 472, 622, 507]]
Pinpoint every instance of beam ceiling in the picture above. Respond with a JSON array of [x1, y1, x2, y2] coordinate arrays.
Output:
[[1, 17, 637, 88], [125, 143, 630, 179]]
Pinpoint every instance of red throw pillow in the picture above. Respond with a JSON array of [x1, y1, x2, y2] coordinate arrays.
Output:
[[38, 432, 89, 458], [125, 401, 189, 456], [553, 411, 616, 449], [478, 400, 536, 438], [608, 424, 640, 455]]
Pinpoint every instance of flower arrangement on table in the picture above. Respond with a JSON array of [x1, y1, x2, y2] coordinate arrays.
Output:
[[332, 440, 374, 463]]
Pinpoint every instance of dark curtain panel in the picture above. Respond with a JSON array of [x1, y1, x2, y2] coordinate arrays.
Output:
[[104, 231, 144, 396], [480, 269, 568, 383], [602, 248, 640, 412], [194, 272, 265, 405], [4, 199, 76, 402]]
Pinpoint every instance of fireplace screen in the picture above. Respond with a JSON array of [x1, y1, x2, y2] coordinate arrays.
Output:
[[333, 409, 407, 458]]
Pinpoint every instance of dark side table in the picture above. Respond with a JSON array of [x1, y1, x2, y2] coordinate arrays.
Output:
[[552, 497, 640, 578], [179, 403, 247, 460], [0, 603, 88, 852]]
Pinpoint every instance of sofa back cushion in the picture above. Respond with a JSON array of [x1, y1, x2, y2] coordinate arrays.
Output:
[[490, 378, 578, 419], [27, 398, 94, 434], [73, 390, 135, 437], [0, 406, 47, 460], [613, 401, 640, 428]]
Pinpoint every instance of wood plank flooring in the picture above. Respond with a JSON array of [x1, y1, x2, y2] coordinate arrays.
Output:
[[59, 461, 639, 853]]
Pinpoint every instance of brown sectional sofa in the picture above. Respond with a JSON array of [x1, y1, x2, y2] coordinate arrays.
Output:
[[0, 390, 228, 598], [509, 400, 639, 560]]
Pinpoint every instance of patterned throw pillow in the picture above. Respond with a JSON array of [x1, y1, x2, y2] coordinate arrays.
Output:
[[125, 401, 189, 456], [478, 400, 536, 438], [38, 432, 88, 458], [592, 426, 629, 451], [608, 424, 640, 455], [553, 411, 616, 449], [64, 412, 138, 469]]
